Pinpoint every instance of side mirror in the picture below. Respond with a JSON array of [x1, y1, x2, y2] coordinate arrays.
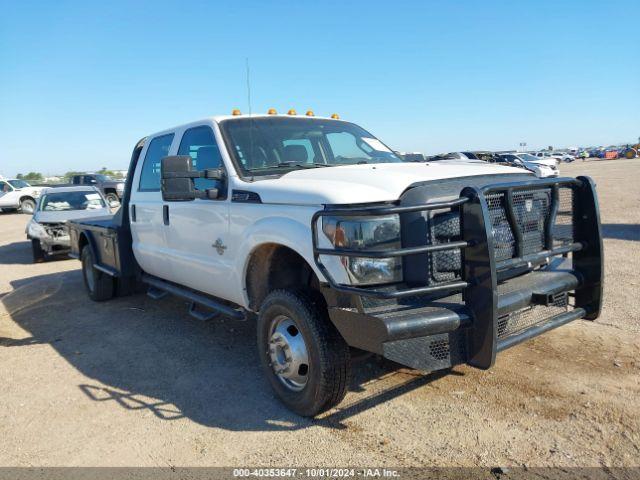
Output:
[[161, 155, 222, 201], [108, 199, 120, 208]]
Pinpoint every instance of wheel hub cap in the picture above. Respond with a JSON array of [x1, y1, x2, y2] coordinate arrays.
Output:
[[268, 316, 309, 391]]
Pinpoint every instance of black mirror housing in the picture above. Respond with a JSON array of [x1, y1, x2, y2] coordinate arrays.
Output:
[[161, 156, 198, 201], [161, 156, 223, 201]]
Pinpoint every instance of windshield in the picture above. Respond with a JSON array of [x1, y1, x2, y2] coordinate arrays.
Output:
[[220, 118, 403, 176], [519, 153, 539, 162], [94, 174, 113, 181], [39, 191, 106, 211], [8, 179, 30, 188]]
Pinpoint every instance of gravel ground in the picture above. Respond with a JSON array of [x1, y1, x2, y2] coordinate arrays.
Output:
[[0, 159, 638, 467]]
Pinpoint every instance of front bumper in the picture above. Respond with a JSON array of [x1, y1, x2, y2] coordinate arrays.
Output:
[[315, 176, 603, 371]]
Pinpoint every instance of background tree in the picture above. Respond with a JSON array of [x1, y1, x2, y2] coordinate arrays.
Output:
[[23, 172, 43, 182], [63, 171, 85, 182]]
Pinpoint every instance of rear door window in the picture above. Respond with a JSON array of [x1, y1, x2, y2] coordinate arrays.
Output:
[[139, 133, 175, 192]]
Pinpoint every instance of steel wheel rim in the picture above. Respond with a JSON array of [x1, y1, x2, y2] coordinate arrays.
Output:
[[268, 315, 309, 391], [22, 201, 35, 214]]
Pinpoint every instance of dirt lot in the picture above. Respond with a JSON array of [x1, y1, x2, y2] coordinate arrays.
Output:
[[1, 159, 639, 468]]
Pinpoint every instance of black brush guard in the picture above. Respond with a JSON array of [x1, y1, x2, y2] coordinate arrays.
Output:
[[312, 176, 603, 370]]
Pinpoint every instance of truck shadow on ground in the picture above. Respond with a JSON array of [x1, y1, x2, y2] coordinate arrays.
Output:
[[0, 241, 73, 265], [601, 223, 640, 242], [1, 269, 450, 432], [0, 241, 34, 265]]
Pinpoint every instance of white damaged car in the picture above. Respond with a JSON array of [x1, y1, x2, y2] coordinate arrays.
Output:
[[26, 186, 111, 262]]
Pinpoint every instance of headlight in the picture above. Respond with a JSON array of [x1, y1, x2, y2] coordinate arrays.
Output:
[[322, 215, 402, 285], [26, 219, 48, 239]]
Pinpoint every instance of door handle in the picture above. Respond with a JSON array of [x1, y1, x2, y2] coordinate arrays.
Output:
[[131, 204, 136, 222], [163, 205, 169, 225]]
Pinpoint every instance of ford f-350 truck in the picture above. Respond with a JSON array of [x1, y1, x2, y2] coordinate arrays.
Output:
[[68, 112, 603, 416]]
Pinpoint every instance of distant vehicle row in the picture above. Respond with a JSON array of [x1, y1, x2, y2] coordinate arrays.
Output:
[[0, 174, 124, 214]]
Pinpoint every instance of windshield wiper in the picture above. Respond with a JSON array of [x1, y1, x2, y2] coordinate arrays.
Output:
[[275, 162, 332, 168]]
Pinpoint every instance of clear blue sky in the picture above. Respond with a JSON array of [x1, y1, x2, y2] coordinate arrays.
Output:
[[1, 0, 638, 177]]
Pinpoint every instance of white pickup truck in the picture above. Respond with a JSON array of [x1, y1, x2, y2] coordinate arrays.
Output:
[[0, 178, 45, 214], [68, 112, 603, 416]]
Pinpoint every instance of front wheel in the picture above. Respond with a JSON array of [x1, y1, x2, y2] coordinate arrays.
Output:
[[105, 193, 120, 206], [31, 239, 46, 263], [81, 246, 114, 301], [257, 289, 351, 417], [20, 198, 36, 214]]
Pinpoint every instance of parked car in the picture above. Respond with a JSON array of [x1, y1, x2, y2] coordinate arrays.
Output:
[[426, 152, 483, 162], [551, 152, 576, 163], [531, 152, 562, 166], [514, 152, 559, 169], [70, 174, 125, 205], [400, 152, 427, 162], [67, 112, 603, 416], [619, 146, 638, 159], [0, 178, 45, 214], [497, 153, 559, 178], [26, 186, 111, 262]]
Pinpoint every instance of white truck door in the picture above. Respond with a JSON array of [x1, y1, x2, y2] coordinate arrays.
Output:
[[129, 132, 176, 278], [161, 125, 233, 298], [0, 181, 15, 207]]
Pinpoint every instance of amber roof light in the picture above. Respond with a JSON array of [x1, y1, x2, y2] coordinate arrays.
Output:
[[267, 108, 277, 115], [231, 109, 242, 116], [305, 110, 315, 116], [330, 113, 340, 119], [287, 109, 297, 115]]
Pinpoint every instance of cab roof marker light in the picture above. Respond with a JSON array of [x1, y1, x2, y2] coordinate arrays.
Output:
[[232, 109, 242, 116], [306, 110, 314, 116], [331, 113, 340, 119], [288, 109, 297, 115], [267, 108, 277, 115]]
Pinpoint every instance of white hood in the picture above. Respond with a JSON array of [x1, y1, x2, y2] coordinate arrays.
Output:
[[248, 161, 532, 205]]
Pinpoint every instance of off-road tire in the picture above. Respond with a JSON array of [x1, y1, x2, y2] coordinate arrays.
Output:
[[31, 239, 46, 263], [20, 198, 36, 214], [81, 246, 114, 301], [257, 289, 351, 416]]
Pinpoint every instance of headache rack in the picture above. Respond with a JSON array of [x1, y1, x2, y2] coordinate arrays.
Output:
[[312, 176, 603, 368]]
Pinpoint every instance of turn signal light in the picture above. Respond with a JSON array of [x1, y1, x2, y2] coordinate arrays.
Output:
[[267, 108, 277, 115], [231, 109, 242, 116], [305, 110, 315, 116], [287, 109, 297, 115], [330, 113, 340, 119]]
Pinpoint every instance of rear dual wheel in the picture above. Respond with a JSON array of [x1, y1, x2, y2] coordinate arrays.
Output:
[[81, 247, 114, 301], [257, 289, 351, 417]]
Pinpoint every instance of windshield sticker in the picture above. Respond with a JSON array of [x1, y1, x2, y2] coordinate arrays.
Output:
[[362, 137, 391, 152]]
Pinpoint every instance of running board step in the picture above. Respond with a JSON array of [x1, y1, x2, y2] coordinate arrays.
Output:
[[188, 302, 220, 321], [142, 274, 245, 320], [147, 286, 168, 300]]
